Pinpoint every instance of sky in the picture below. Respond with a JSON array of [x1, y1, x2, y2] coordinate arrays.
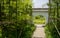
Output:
[[32, 0, 49, 8]]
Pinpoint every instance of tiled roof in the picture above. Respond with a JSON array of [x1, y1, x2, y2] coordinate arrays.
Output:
[[32, 8, 48, 12], [32, 8, 48, 10]]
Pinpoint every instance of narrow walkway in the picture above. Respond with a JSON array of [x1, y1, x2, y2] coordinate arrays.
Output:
[[32, 24, 46, 38]]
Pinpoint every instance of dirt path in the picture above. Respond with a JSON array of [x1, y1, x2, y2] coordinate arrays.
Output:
[[32, 24, 46, 38]]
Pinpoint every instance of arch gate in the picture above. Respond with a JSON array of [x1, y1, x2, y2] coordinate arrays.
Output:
[[32, 8, 48, 24]]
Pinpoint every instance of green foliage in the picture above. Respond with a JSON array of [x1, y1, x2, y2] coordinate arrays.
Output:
[[45, 22, 60, 38], [45, 0, 60, 38], [33, 15, 45, 24], [35, 15, 44, 19], [0, 0, 35, 38]]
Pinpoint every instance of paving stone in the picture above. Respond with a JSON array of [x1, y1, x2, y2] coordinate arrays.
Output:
[[32, 24, 46, 38]]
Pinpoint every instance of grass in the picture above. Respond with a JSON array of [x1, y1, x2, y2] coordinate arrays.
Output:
[[33, 19, 45, 24], [45, 25, 53, 38]]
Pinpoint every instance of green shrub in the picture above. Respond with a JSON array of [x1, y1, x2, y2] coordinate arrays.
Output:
[[45, 22, 60, 38]]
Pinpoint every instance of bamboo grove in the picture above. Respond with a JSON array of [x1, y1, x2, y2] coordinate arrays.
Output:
[[0, 0, 35, 38], [45, 0, 60, 38]]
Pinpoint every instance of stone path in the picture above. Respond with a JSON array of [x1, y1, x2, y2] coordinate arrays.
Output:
[[32, 24, 46, 38]]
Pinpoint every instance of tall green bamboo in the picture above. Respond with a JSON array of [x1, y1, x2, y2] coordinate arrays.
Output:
[[0, 0, 35, 38]]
